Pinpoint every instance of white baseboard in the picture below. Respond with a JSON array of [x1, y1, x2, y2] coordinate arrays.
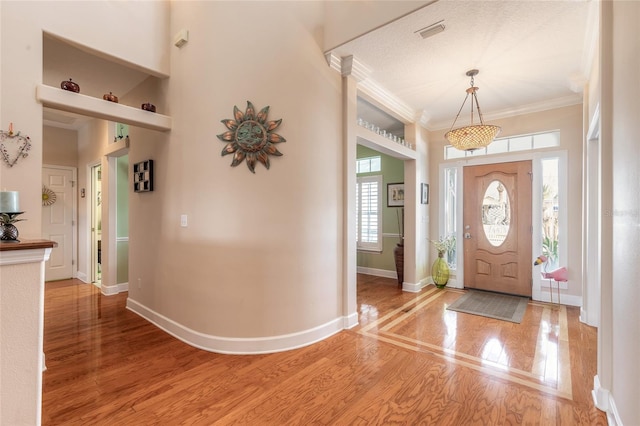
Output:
[[75, 271, 89, 283], [592, 375, 621, 425], [357, 266, 396, 279], [101, 282, 129, 296], [343, 312, 358, 329], [424, 276, 461, 290], [402, 280, 424, 293], [126, 298, 348, 354], [533, 286, 582, 306]]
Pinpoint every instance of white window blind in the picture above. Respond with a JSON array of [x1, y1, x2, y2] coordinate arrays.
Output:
[[356, 175, 382, 251]]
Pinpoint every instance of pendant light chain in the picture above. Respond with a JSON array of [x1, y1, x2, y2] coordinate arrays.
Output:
[[444, 69, 502, 151]]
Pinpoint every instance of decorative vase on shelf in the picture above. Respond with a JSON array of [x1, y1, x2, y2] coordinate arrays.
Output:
[[432, 251, 450, 289], [0, 212, 25, 242], [60, 78, 80, 93], [393, 242, 404, 289], [0, 223, 19, 241]]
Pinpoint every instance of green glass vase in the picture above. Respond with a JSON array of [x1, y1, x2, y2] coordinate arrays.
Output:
[[432, 251, 450, 289]]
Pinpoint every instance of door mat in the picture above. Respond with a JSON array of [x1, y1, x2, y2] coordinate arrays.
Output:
[[447, 290, 529, 323]]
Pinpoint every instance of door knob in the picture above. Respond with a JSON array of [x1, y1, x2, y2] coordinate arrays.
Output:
[[464, 232, 472, 239]]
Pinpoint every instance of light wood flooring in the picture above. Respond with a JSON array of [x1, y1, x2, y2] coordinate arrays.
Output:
[[42, 275, 606, 425]]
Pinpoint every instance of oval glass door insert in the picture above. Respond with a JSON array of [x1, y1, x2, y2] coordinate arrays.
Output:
[[482, 180, 511, 246]]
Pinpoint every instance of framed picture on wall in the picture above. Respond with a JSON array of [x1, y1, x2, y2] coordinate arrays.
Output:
[[421, 183, 429, 205], [387, 183, 404, 207]]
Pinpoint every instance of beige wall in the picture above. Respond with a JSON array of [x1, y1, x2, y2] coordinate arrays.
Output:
[[428, 104, 584, 299], [0, 0, 169, 239], [125, 1, 344, 344], [43, 126, 78, 167]]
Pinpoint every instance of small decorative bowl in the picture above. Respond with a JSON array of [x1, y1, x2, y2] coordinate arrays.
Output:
[[103, 92, 118, 103], [141, 103, 156, 113], [60, 78, 80, 93]]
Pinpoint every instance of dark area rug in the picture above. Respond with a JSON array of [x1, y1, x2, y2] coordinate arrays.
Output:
[[447, 290, 529, 323]]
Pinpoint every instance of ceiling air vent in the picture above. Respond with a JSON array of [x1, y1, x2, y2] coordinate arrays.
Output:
[[416, 21, 445, 39]]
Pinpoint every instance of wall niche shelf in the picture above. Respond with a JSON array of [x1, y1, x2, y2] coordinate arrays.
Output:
[[36, 84, 171, 132], [356, 126, 417, 160]]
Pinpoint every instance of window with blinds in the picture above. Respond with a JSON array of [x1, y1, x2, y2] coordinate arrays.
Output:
[[356, 175, 382, 251]]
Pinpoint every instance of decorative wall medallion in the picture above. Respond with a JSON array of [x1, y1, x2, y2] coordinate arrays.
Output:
[[217, 101, 286, 173], [0, 126, 32, 168], [42, 185, 57, 206]]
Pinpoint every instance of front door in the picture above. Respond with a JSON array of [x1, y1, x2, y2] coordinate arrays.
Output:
[[463, 161, 532, 297]]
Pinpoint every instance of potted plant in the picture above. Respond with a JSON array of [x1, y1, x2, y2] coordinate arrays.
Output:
[[429, 235, 455, 288]]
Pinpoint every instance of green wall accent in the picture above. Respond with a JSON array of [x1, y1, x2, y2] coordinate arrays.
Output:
[[116, 155, 129, 284], [356, 145, 404, 273]]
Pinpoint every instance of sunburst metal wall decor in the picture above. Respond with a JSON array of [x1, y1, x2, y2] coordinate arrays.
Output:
[[217, 101, 286, 173], [42, 185, 57, 206]]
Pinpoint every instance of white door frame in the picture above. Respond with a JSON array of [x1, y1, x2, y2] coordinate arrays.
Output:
[[102, 146, 129, 295], [88, 161, 102, 285], [42, 164, 78, 279], [582, 105, 601, 326]]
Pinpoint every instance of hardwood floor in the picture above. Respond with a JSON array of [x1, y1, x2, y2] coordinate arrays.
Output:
[[42, 275, 606, 425]]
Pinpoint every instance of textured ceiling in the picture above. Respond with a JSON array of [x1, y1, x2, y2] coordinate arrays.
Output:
[[329, 0, 596, 130], [42, 1, 595, 132]]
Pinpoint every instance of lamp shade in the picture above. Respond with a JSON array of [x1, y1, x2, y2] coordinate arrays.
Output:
[[445, 124, 501, 151]]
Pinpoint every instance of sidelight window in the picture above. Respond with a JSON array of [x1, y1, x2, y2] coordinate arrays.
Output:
[[541, 158, 560, 270]]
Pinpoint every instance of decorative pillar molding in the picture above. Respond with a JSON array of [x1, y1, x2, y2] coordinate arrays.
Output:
[[340, 55, 371, 82], [342, 73, 359, 329]]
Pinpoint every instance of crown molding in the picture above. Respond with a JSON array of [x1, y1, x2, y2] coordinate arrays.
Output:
[[358, 79, 416, 124], [324, 52, 341, 74], [326, 54, 418, 125]]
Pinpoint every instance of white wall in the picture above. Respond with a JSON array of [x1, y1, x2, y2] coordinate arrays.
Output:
[[603, 1, 640, 423], [0, 249, 51, 425]]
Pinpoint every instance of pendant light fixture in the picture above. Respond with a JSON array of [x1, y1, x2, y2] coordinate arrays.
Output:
[[445, 69, 501, 151]]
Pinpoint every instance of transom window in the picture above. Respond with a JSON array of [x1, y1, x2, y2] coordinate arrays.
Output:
[[444, 131, 560, 160], [356, 156, 381, 173]]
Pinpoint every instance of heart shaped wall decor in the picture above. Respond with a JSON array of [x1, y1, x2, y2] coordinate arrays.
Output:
[[0, 130, 32, 168]]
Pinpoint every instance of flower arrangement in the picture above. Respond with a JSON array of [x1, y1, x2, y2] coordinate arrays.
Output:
[[429, 235, 456, 254]]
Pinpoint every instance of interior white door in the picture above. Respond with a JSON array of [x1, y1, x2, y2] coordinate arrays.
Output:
[[42, 166, 75, 281]]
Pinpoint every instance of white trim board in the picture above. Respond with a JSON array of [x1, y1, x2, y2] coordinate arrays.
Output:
[[126, 299, 347, 355]]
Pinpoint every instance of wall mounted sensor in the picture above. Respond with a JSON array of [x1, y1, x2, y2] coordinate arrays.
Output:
[[174, 29, 189, 48]]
